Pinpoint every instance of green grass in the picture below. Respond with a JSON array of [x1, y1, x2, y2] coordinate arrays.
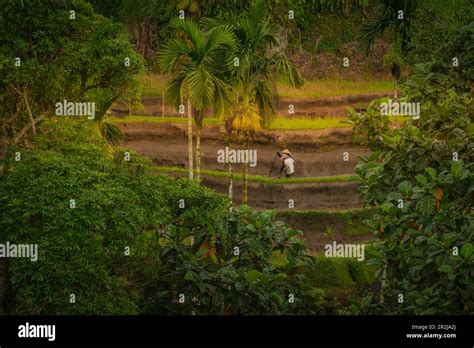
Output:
[[269, 116, 350, 130], [278, 79, 393, 98], [302, 255, 377, 291], [136, 74, 393, 99], [275, 208, 377, 237], [110, 115, 353, 130], [275, 207, 375, 219], [150, 165, 356, 184], [109, 115, 222, 125]]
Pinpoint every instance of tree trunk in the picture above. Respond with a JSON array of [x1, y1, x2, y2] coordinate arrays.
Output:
[[162, 91, 165, 120], [196, 125, 201, 181], [394, 80, 399, 128], [195, 110, 204, 181], [127, 97, 132, 116], [22, 89, 36, 135], [187, 98, 194, 179], [228, 161, 233, 201], [379, 260, 388, 304], [13, 113, 46, 145], [242, 141, 249, 205], [8, 84, 36, 137]]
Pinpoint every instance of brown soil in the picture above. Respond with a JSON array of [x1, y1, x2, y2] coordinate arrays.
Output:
[[111, 91, 395, 118], [199, 176, 362, 210], [118, 120, 359, 146], [119, 122, 369, 177], [119, 122, 369, 247], [160, 173, 365, 251], [290, 38, 391, 80]]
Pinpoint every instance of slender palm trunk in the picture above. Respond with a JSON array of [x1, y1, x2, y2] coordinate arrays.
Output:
[[242, 140, 249, 205], [394, 80, 399, 128], [187, 98, 194, 179], [196, 125, 201, 181], [228, 138, 234, 199], [162, 91, 165, 120], [228, 161, 233, 200], [380, 260, 388, 304], [228, 95, 237, 202]]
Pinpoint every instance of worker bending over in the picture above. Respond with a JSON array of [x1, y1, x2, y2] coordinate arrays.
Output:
[[278, 149, 294, 178]]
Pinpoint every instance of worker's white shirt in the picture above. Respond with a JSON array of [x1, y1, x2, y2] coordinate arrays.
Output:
[[283, 157, 294, 175]]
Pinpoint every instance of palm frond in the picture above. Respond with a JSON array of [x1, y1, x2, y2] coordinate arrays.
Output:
[[358, 8, 391, 53], [251, 80, 275, 128], [359, 0, 418, 54], [169, 18, 204, 54], [274, 54, 304, 88], [158, 37, 191, 73], [98, 121, 123, 146], [211, 75, 234, 119], [165, 71, 187, 109], [205, 25, 236, 55], [185, 66, 214, 111]]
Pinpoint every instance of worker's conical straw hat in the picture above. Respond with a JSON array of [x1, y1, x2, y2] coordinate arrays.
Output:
[[281, 149, 291, 156]]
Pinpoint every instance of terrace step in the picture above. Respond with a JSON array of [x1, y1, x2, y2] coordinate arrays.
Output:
[[110, 92, 396, 118]]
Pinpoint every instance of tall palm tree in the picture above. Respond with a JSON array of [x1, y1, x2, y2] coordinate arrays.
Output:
[[202, 0, 303, 202], [159, 18, 235, 180]]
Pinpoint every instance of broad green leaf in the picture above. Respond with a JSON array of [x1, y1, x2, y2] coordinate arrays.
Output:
[[461, 243, 473, 258], [425, 167, 437, 179], [415, 175, 428, 186], [451, 161, 462, 178], [438, 265, 453, 273]]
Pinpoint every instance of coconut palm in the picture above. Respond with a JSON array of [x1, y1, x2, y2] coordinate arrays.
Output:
[[159, 18, 235, 180]]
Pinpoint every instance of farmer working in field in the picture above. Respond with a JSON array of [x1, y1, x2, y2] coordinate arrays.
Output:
[[278, 148, 294, 178]]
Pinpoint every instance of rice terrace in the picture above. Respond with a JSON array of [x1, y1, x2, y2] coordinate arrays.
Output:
[[0, 0, 472, 340]]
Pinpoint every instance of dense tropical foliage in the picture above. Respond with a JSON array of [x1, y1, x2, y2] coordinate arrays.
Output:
[[0, 0, 472, 317], [348, 31, 473, 314], [0, 119, 325, 314]]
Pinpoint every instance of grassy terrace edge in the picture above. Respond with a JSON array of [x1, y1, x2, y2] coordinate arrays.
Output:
[[149, 165, 357, 184], [275, 208, 377, 237], [109, 115, 352, 130], [274, 207, 376, 218]]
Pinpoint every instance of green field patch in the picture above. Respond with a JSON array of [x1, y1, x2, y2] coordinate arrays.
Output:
[[269, 116, 350, 130], [276, 208, 375, 237], [150, 166, 356, 184], [300, 254, 378, 292], [109, 116, 221, 125], [277, 79, 393, 98], [137, 74, 393, 99]]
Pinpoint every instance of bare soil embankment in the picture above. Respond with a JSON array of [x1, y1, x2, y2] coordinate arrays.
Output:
[[118, 122, 369, 177], [111, 92, 395, 118]]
